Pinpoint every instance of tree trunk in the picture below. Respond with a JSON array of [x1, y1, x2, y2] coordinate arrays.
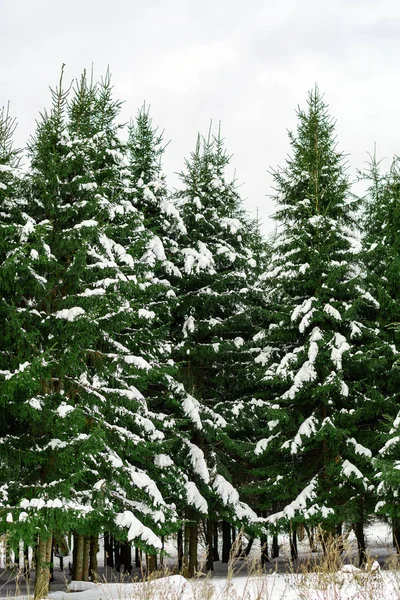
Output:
[[260, 534, 269, 566], [104, 534, 114, 568], [49, 543, 54, 582], [244, 537, 254, 557], [272, 534, 279, 558], [119, 542, 132, 575], [73, 534, 85, 581], [234, 529, 244, 558], [82, 536, 90, 581], [177, 527, 183, 571], [34, 534, 52, 600], [354, 521, 366, 567], [393, 517, 400, 553], [72, 536, 78, 580], [213, 523, 220, 561], [183, 507, 198, 577], [89, 536, 99, 580], [222, 520, 231, 563], [231, 527, 236, 544], [115, 541, 121, 573], [160, 537, 164, 568], [135, 546, 140, 568], [304, 525, 316, 552], [205, 520, 214, 571], [188, 518, 198, 577], [290, 528, 298, 561], [147, 553, 157, 574]]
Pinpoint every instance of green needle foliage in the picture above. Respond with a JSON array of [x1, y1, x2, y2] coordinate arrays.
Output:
[[247, 87, 392, 533]]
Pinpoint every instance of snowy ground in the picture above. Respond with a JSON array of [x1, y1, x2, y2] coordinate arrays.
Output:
[[1, 521, 400, 599]]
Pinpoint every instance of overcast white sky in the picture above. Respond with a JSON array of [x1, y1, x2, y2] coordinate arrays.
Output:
[[1, 0, 399, 233]]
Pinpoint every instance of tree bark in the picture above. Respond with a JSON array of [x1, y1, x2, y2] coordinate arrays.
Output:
[[183, 507, 198, 577], [73, 534, 85, 581], [213, 523, 220, 561], [222, 520, 231, 563], [82, 536, 90, 581], [304, 525, 316, 552], [290, 528, 298, 561], [177, 527, 183, 571], [160, 536, 164, 568], [72, 535, 78, 580], [205, 520, 214, 571], [393, 517, 400, 553], [34, 534, 52, 600], [188, 519, 198, 577], [104, 534, 114, 568], [147, 553, 157, 574], [272, 534, 279, 558], [354, 521, 366, 567], [119, 542, 132, 575], [49, 543, 54, 582], [244, 537, 254, 557], [260, 534, 269, 566], [89, 536, 99, 580]]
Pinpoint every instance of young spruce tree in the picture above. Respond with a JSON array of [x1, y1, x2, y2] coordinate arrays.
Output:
[[248, 88, 392, 564]]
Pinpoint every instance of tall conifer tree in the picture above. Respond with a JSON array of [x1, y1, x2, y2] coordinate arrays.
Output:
[[171, 129, 261, 546], [362, 156, 400, 542], [248, 89, 390, 561]]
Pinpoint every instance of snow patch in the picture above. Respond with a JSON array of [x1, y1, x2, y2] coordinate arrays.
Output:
[[55, 307, 85, 321]]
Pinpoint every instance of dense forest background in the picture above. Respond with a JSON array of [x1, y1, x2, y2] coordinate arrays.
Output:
[[1, 69, 400, 599]]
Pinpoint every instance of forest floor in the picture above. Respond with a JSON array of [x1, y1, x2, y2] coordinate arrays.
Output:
[[1, 520, 400, 599]]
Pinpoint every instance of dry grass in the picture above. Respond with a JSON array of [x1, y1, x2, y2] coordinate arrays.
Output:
[[1, 529, 400, 600]]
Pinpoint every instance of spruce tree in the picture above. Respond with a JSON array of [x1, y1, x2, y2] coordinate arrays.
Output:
[[362, 155, 400, 541], [126, 108, 236, 556], [171, 129, 261, 540], [248, 88, 391, 559], [0, 72, 182, 596]]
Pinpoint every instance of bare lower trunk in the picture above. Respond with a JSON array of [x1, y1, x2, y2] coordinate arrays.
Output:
[[160, 537, 164, 567], [290, 528, 298, 561], [354, 522, 366, 567], [74, 534, 85, 581], [304, 525, 316, 552], [89, 536, 99, 580], [260, 534, 269, 566], [183, 507, 198, 577], [213, 523, 220, 561], [188, 519, 198, 577], [244, 537, 254, 557], [272, 534, 279, 558], [177, 527, 183, 571], [147, 553, 157, 574], [205, 520, 213, 571], [120, 542, 132, 575], [221, 520, 231, 563], [393, 518, 400, 553], [82, 536, 90, 581], [104, 534, 114, 568], [34, 534, 52, 600]]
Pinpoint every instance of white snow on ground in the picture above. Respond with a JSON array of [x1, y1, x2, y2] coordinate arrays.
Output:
[[10, 570, 400, 600], [3, 522, 400, 600]]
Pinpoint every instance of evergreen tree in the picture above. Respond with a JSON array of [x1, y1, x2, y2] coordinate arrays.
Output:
[[171, 129, 261, 537], [247, 88, 391, 558], [127, 104, 184, 278], [0, 72, 182, 596], [126, 108, 239, 558], [362, 155, 400, 538]]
